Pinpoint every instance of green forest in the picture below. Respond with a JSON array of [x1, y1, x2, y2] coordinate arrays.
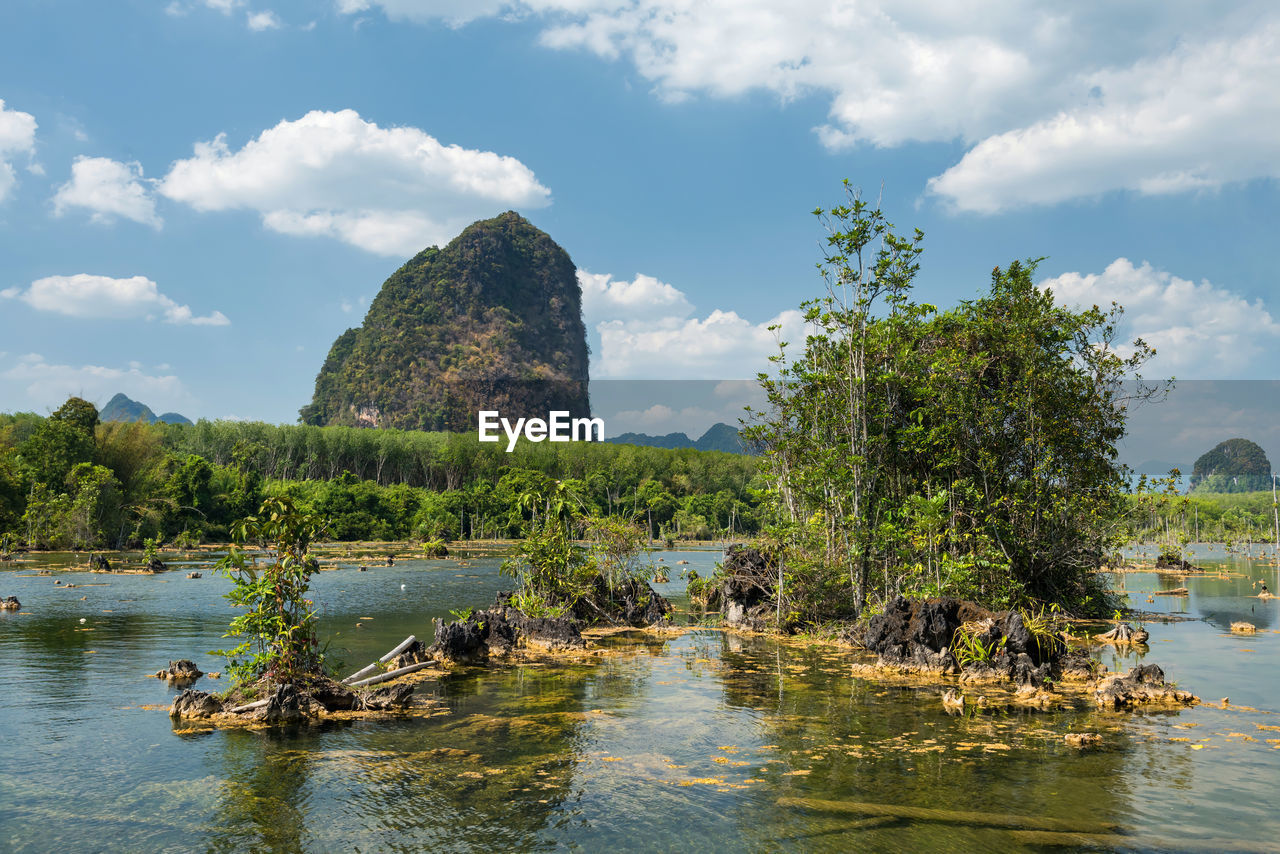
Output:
[[0, 403, 761, 550]]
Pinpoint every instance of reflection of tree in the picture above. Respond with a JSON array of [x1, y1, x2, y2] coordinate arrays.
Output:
[[712, 632, 1146, 850], [197, 655, 651, 852], [204, 727, 318, 854]]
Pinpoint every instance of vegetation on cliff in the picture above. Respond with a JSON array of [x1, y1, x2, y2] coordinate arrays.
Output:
[[1190, 438, 1272, 493], [300, 211, 590, 432]]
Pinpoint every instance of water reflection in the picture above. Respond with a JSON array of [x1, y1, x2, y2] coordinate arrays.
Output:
[[3, 547, 1280, 850]]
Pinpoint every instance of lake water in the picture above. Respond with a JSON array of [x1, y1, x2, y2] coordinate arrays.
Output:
[[1, 545, 1278, 852]]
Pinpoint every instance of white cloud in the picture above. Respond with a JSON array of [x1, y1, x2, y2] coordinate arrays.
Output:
[[203, 0, 243, 13], [158, 108, 551, 255], [341, 2, 1280, 212], [52, 156, 162, 228], [0, 99, 38, 203], [1041, 259, 1280, 377], [2, 353, 187, 413], [247, 10, 283, 30], [3, 274, 230, 326], [583, 264, 808, 378], [579, 270, 692, 323], [928, 24, 1280, 212], [596, 307, 806, 378]]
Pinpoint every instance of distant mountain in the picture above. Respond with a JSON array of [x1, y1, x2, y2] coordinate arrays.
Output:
[[1132, 459, 1185, 476], [100, 393, 192, 425], [606, 422, 754, 455], [1191, 438, 1272, 492], [607, 430, 695, 450], [300, 211, 590, 432]]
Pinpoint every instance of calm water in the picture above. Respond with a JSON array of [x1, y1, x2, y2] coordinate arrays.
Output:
[[1, 545, 1278, 853]]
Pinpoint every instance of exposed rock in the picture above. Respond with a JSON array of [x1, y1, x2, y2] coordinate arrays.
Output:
[[186, 572, 202, 579], [431, 595, 589, 664], [1094, 664, 1198, 709], [719, 545, 776, 631], [1155, 556, 1201, 572], [1094, 622, 1149, 645], [1153, 587, 1190, 597], [1230, 621, 1257, 634], [432, 617, 491, 664], [90, 555, 110, 572], [146, 557, 166, 573], [309, 681, 358, 712], [357, 683, 415, 711], [1, 596, 19, 611], [390, 639, 433, 669], [169, 689, 224, 719], [156, 659, 203, 682], [263, 684, 303, 723], [572, 576, 669, 627]]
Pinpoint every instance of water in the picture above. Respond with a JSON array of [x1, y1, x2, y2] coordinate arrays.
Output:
[[1, 546, 1278, 852]]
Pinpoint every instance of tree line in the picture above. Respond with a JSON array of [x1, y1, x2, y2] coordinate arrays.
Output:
[[0, 403, 764, 550]]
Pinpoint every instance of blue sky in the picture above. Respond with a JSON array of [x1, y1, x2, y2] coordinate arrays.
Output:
[[1, 1, 1278, 430]]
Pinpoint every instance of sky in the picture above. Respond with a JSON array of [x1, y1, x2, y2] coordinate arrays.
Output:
[[1, 1, 1278, 434]]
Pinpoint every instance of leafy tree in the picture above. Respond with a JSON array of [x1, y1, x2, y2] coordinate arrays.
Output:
[[216, 497, 329, 685], [744, 184, 1159, 622]]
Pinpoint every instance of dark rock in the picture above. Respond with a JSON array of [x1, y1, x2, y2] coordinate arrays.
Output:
[[391, 639, 433, 669], [309, 682, 358, 712], [90, 555, 111, 572], [159, 659, 203, 682], [263, 684, 303, 723], [490, 594, 586, 649], [146, 557, 166, 572], [432, 617, 490, 664], [572, 576, 670, 627], [719, 545, 776, 631], [170, 689, 224, 719], [1, 596, 19, 611], [357, 683, 414, 710], [1095, 664, 1198, 709]]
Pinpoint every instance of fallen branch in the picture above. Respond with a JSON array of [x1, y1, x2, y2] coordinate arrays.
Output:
[[347, 661, 435, 688], [227, 698, 270, 714], [341, 634, 417, 684]]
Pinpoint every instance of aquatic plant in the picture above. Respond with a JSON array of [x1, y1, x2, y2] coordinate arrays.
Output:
[[215, 497, 330, 685]]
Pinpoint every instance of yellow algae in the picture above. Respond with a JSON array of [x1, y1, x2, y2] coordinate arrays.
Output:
[[782, 769, 811, 776]]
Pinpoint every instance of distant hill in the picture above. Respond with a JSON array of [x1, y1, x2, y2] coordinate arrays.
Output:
[[606, 422, 754, 455], [100, 393, 192, 425], [300, 211, 590, 432], [1191, 438, 1272, 492]]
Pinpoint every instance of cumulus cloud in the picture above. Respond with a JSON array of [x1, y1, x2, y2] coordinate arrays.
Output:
[[247, 10, 283, 30], [1, 353, 187, 413], [1041, 259, 1280, 377], [52, 156, 162, 228], [158, 108, 551, 255], [928, 25, 1280, 212], [579, 270, 693, 322], [2, 274, 229, 326], [341, 2, 1280, 211], [581, 266, 804, 378], [0, 99, 38, 203]]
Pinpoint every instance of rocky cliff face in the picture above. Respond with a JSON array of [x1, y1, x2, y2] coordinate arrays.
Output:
[[301, 212, 590, 432]]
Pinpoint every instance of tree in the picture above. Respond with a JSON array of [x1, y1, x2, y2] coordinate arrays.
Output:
[[216, 497, 329, 685], [743, 185, 1158, 623]]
